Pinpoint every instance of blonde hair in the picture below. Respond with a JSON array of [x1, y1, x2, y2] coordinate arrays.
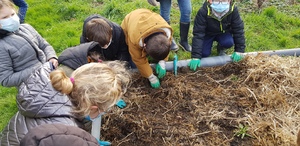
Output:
[[50, 61, 131, 118], [0, 0, 16, 11], [297, 129, 300, 146]]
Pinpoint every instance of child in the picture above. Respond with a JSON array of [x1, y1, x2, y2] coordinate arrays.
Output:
[[189, 0, 245, 71], [0, 0, 58, 87], [80, 14, 132, 65], [51, 62, 131, 117], [0, 61, 131, 145], [121, 8, 173, 89], [58, 41, 103, 77]]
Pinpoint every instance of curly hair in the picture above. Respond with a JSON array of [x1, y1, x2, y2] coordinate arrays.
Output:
[[50, 61, 131, 118]]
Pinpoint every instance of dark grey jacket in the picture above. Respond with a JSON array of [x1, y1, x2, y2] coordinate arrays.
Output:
[[192, 0, 245, 59], [20, 124, 99, 146], [0, 24, 57, 87], [58, 42, 99, 70], [0, 63, 81, 146], [80, 14, 131, 61]]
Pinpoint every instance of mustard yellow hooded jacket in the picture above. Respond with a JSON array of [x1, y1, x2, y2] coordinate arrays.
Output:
[[121, 9, 173, 78]]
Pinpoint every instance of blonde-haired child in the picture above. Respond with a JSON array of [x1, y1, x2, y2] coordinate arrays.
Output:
[[50, 61, 131, 119], [50, 61, 130, 145]]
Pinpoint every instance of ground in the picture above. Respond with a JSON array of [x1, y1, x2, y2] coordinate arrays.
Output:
[[101, 54, 300, 146]]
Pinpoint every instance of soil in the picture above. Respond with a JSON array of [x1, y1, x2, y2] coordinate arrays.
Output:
[[101, 54, 300, 146]]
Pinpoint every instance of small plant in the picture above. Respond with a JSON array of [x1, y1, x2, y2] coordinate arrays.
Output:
[[234, 124, 253, 139]]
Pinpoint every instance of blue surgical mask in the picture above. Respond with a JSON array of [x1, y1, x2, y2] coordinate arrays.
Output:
[[210, 2, 230, 13], [0, 14, 20, 32], [85, 112, 105, 122]]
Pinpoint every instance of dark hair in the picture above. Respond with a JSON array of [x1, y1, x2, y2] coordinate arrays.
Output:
[[85, 18, 112, 47], [145, 33, 170, 61]]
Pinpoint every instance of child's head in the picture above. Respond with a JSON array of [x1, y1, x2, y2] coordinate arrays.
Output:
[[50, 61, 131, 118], [85, 18, 112, 49], [87, 50, 103, 63], [144, 33, 170, 61], [0, 0, 20, 32]]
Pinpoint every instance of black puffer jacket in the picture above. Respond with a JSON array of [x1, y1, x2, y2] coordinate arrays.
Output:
[[191, 0, 245, 59], [20, 124, 99, 146], [80, 14, 130, 62]]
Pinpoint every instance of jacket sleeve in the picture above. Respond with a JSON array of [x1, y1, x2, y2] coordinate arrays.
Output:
[[24, 24, 57, 60], [191, 7, 207, 59], [0, 46, 33, 87], [17, 62, 73, 118], [231, 7, 245, 53], [129, 44, 153, 78], [117, 30, 131, 61]]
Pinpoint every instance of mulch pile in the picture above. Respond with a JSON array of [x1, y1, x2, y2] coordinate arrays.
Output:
[[101, 54, 300, 146]]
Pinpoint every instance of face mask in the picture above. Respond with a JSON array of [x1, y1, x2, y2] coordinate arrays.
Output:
[[210, 2, 230, 13], [0, 14, 20, 32], [85, 112, 105, 122]]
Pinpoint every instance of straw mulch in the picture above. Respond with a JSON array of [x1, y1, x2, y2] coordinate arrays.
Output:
[[101, 54, 300, 146]]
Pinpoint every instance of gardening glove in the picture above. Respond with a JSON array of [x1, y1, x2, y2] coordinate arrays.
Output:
[[115, 99, 126, 109], [231, 52, 243, 62], [148, 74, 160, 89], [188, 58, 201, 71], [155, 60, 166, 79], [97, 139, 111, 146]]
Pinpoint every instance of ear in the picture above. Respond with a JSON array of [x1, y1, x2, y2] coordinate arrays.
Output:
[[90, 106, 98, 111], [87, 56, 92, 63]]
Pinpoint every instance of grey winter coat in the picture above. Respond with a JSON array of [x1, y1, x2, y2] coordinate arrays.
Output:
[[0, 24, 57, 87], [0, 62, 81, 146]]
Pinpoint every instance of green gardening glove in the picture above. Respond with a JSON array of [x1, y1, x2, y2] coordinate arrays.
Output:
[[231, 52, 243, 62], [148, 74, 160, 89], [188, 58, 201, 71], [155, 60, 166, 79]]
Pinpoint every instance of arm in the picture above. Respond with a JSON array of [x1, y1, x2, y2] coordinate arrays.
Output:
[[117, 30, 131, 61], [231, 7, 245, 53], [0, 48, 33, 87], [24, 24, 57, 61], [129, 44, 153, 78], [191, 8, 207, 59]]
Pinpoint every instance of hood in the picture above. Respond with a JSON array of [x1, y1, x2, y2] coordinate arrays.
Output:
[[58, 41, 99, 70]]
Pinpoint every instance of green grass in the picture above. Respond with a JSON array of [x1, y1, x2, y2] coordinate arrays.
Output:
[[1, 0, 300, 131]]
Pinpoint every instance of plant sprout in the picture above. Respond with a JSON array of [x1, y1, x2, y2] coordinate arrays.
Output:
[[234, 124, 253, 139]]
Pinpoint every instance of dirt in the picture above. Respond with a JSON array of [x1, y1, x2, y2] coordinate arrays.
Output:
[[101, 54, 300, 146]]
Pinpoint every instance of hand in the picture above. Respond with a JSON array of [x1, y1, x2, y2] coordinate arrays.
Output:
[[115, 99, 126, 109], [148, 74, 160, 89], [155, 60, 166, 79], [188, 58, 201, 71], [231, 52, 243, 62], [48, 58, 58, 68], [97, 139, 111, 146]]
